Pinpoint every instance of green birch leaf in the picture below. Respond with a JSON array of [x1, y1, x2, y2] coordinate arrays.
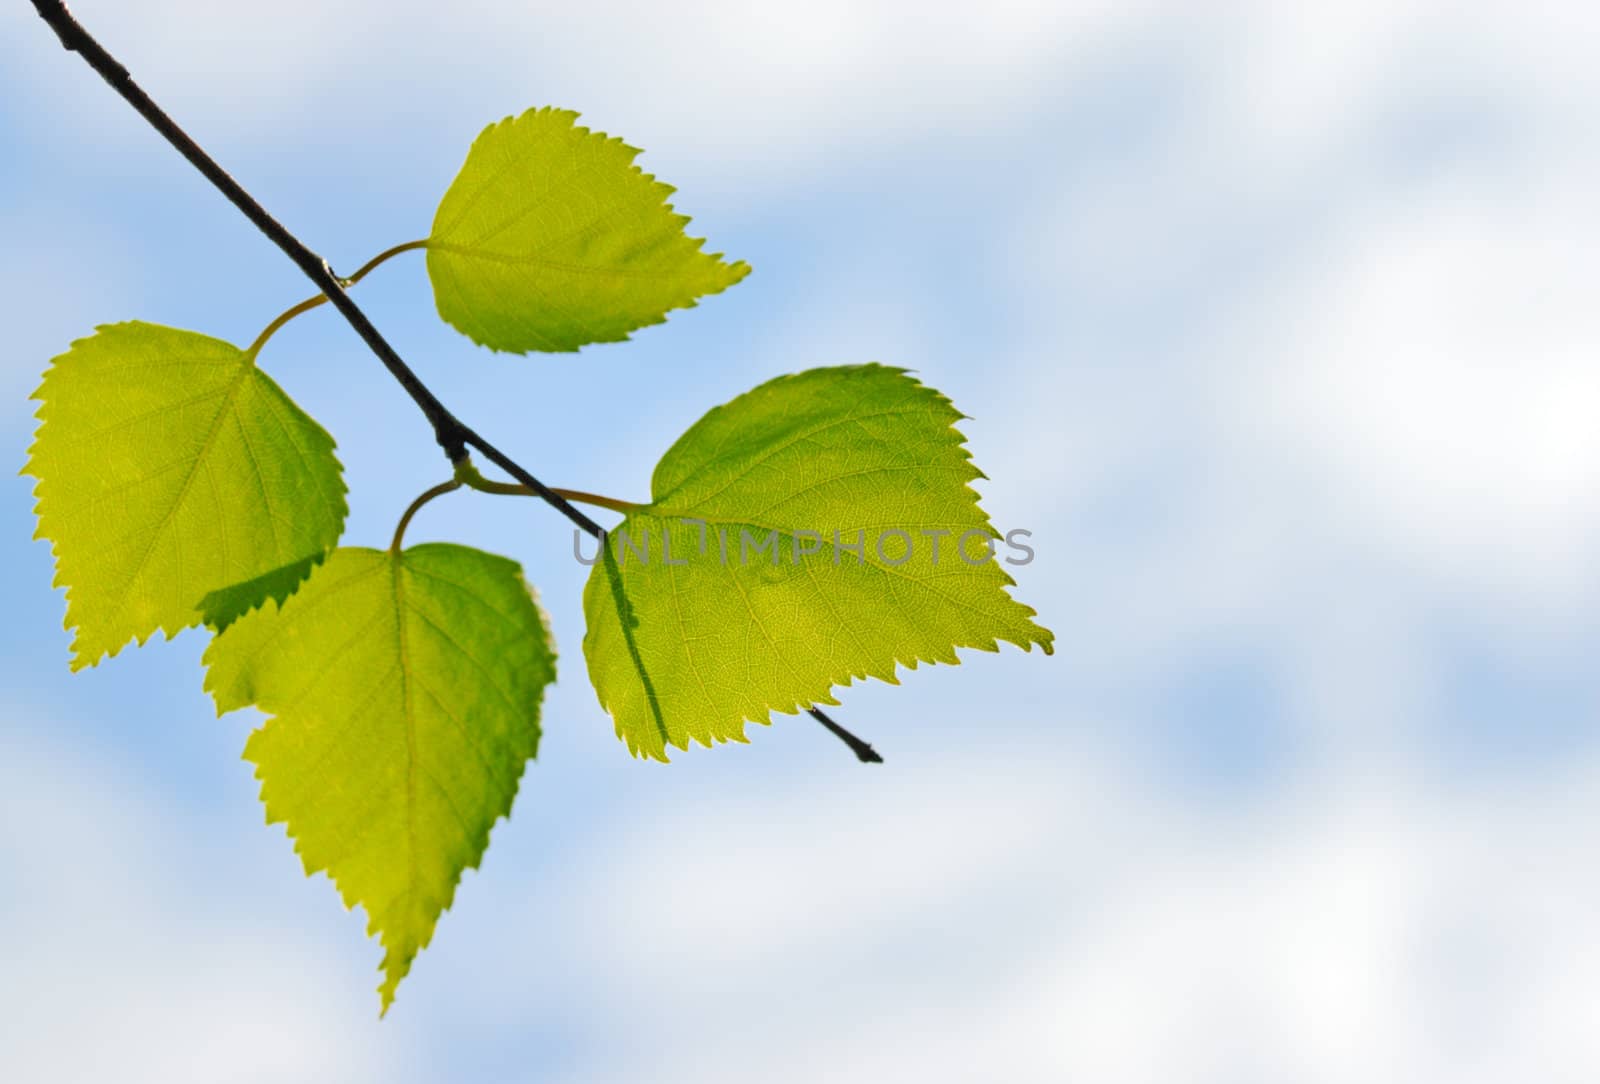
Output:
[[425, 106, 749, 354], [23, 322, 347, 669], [582, 364, 1053, 761], [203, 544, 556, 1014]]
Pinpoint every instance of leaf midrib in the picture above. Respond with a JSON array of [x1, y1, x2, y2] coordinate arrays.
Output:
[[99, 356, 257, 637]]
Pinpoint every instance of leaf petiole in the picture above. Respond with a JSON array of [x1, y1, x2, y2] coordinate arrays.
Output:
[[391, 463, 640, 555], [247, 239, 429, 358], [454, 458, 642, 515], [390, 478, 462, 554]]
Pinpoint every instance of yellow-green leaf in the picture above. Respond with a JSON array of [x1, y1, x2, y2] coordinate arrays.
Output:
[[23, 322, 347, 669], [204, 544, 555, 1013], [582, 365, 1052, 761], [426, 106, 749, 354]]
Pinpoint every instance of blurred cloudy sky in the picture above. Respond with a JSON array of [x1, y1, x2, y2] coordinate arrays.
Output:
[[3, 1, 1600, 1080]]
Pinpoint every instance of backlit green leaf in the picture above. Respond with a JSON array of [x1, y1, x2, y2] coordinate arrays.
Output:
[[426, 106, 749, 354], [204, 544, 555, 1013], [24, 322, 347, 669], [582, 365, 1053, 761]]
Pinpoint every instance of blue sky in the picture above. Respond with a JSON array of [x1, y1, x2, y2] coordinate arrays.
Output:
[[3, 2, 1600, 1080]]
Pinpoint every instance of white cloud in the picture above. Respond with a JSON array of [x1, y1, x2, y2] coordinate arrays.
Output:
[[510, 740, 1600, 1084], [6, 0, 1142, 191], [1241, 176, 1600, 604], [0, 724, 409, 1084], [991, 0, 1600, 648]]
